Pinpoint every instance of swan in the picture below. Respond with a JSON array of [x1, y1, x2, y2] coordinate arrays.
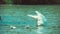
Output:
[[27, 11, 46, 34], [27, 11, 46, 26]]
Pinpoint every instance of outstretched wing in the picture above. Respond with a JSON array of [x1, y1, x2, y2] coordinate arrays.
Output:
[[27, 14, 37, 18], [35, 11, 44, 17], [35, 11, 42, 16]]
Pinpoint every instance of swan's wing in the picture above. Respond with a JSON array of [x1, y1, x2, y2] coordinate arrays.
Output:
[[35, 11, 41, 15], [35, 11, 44, 16], [35, 11, 47, 21], [27, 14, 37, 18]]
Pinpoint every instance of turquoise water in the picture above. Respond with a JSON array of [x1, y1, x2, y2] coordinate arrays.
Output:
[[0, 5, 60, 34]]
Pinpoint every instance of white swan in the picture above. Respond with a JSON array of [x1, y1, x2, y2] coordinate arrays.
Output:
[[27, 11, 46, 26], [27, 11, 46, 34]]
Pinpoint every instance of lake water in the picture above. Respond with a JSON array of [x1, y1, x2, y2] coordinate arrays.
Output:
[[0, 5, 60, 34]]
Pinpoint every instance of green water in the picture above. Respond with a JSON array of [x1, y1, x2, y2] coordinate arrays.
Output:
[[0, 5, 60, 34]]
